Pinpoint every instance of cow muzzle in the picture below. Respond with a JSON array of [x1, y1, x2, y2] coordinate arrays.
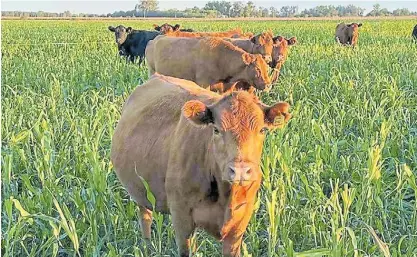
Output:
[[224, 162, 255, 183], [264, 55, 272, 63]]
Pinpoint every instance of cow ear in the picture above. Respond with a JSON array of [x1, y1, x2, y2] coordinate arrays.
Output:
[[287, 37, 297, 45], [182, 100, 214, 126], [126, 27, 132, 33], [250, 35, 257, 43], [174, 24, 181, 31], [242, 53, 256, 65], [273, 36, 283, 44], [264, 102, 291, 129], [153, 24, 160, 31], [358, 23, 363, 27], [108, 26, 116, 32]]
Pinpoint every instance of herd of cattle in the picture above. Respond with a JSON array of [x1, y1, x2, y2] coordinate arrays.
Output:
[[109, 22, 417, 257], [109, 23, 297, 90]]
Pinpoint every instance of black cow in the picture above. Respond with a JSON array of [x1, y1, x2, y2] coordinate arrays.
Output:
[[108, 25, 159, 65], [413, 24, 417, 41], [152, 23, 194, 33]]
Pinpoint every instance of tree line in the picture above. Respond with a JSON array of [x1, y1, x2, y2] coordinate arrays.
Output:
[[2, 1, 416, 18]]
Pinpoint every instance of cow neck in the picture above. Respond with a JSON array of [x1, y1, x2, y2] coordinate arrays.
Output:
[[230, 39, 253, 54], [218, 45, 248, 83], [220, 178, 261, 241], [204, 136, 229, 206]]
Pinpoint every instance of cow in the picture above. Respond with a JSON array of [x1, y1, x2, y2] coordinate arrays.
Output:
[[222, 31, 274, 63], [269, 36, 297, 83], [413, 24, 417, 41], [145, 36, 271, 91], [111, 73, 292, 257], [232, 32, 254, 39], [162, 30, 273, 62], [162, 28, 243, 38], [335, 23, 363, 47], [153, 23, 194, 33], [108, 25, 159, 65]]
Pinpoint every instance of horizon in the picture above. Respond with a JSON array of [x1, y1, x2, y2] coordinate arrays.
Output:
[[2, 0, 417, 15]]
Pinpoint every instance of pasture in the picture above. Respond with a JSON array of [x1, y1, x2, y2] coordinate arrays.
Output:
[[1, 19, 417, 256]]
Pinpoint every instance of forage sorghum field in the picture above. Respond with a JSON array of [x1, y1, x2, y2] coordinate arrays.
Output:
[[1, 19, 417, 257]]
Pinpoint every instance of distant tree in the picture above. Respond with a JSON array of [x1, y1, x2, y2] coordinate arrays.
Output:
[[231, 1, 244, 17], [243, 1, 255, 17], [137, 0, 158, 17], [261, 7, 269, 17], [373, 3, 381, 14], [205, 9, 218, 18], [204, 1, 232, 16], [367, 3, 391, 16], [392, 8, 410, 16], [269, 6, 277, 17], [301, 4, 365, 17], [280, 5, 297, 17]]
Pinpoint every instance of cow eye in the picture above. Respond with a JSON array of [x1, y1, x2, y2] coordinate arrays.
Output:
[[260, 127, 269, 134], [213, 127, 220, 135]]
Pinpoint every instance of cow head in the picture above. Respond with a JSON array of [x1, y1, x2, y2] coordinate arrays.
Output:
[[239, 53, 271, 91], [153, 23, 180, 34], [250, 31, 274, 63], [270, 36, 297, 69], [346, 23, 362, 46], [108, 25, 133, 45], [182, 92, 291, 185]]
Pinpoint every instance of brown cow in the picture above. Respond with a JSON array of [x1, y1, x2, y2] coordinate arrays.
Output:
[[162, 28, 243, 38], [164, 30, 273, 63], [269, 36, 297, 83], [223, 31, 274, 63], [145, 36, 271, 90], [111, 73, 291, 257], [232, 32, 254, 39], [153, 23, 194, 33], [335, 23, 363, 46]]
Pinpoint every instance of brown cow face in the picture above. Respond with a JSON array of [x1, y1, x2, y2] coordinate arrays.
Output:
[[242, 53, 271, 90], [153, 23, 180, 34], [108, 25, 132, 45], [270, 36, 297, 69], [182, 92, 291, 185], [346, 23, 362, 46], [250, 32, 274, 63]]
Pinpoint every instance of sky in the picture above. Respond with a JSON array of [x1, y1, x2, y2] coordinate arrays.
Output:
[[2, 0, 417, 14]]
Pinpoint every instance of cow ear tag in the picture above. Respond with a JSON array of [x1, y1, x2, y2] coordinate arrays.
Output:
[[273, 114, 284, 127]]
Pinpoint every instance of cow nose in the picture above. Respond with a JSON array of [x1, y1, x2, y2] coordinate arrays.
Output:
[[264, 55, 272, 63], [228, 165, 252, 182]]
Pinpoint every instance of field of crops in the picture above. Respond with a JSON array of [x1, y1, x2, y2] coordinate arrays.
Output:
[[2, 19, 417, 257]]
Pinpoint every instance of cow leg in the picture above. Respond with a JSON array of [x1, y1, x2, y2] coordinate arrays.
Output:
[[138, 56, 144, 66], [270, 69, 280, 83], [138, 206, 153, 239], [129, 55, 135, 63], [170, 206, 195, 257]]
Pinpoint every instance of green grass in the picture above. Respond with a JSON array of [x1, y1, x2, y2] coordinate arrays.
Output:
[[2, 19, 417, 257]]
